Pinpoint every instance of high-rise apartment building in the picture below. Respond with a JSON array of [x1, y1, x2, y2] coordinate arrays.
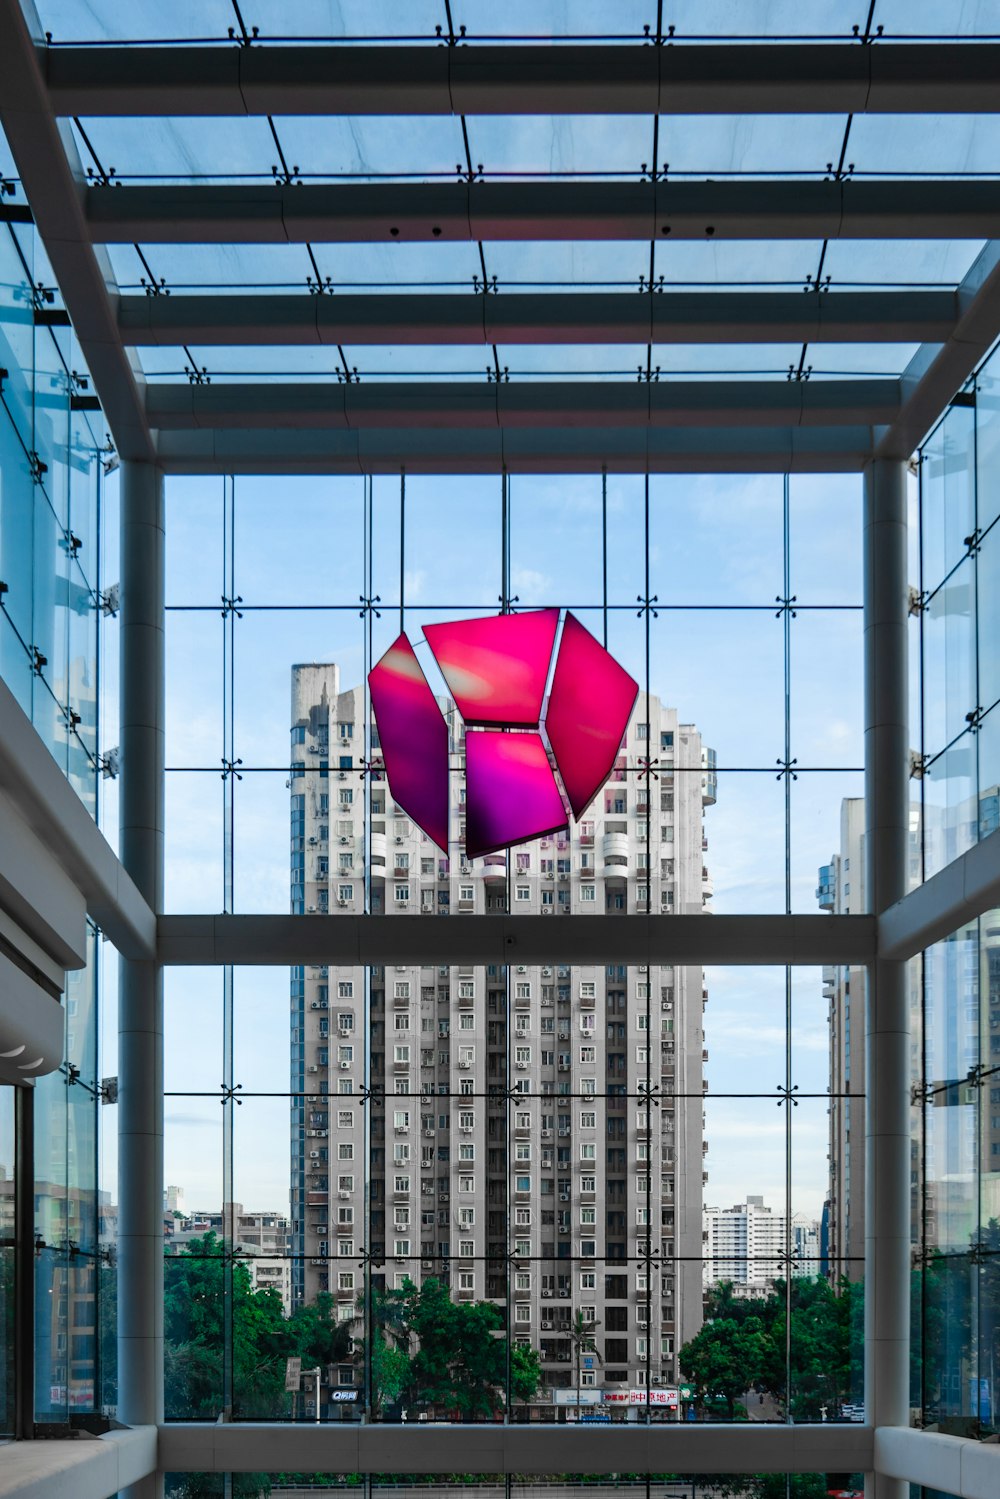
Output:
[[289, 661, 715, 1405], [702, 1195, 820, 1295]]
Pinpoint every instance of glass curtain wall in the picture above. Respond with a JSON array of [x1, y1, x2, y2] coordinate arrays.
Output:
[[911, 340, 1000, 1441], [0, 133, 114, 1426], [161, 470, 863, 1424]]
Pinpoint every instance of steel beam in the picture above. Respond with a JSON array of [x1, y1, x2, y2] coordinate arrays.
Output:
[[151, 422, 877, 475], [156, 913, 876, 968], [144, 377, 901, 431], [876, 240, 1000, 459], [0, 0, 153, 462], [84, 177, 1000, 245], [44, 42, 1000, 117], [878, 825, 1000, 961], [120, 289, 956, 347]]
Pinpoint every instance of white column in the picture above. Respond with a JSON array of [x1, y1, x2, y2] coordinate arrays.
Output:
[[118, 461, 165, 1497], [863, 458, 911, 1499]]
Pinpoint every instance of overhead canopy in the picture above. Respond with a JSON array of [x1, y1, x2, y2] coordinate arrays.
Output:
[[1, 0, 999, 473]]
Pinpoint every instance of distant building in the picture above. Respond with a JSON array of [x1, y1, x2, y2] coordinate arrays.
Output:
[[702, 1196, 821, 1295]]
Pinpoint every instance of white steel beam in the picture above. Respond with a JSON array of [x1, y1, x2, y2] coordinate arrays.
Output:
[[151, 423, 878, 475], [84, 178, 1000, 245], [878, 825, 1000, 960], [119, 289, 957, 347], [874, 1427, 1000, 1499], [875, 241, 1000, 460], [44, 42, 1000, 117], [0, 0, 153, 462], [0, 676, 156, 961], [156, 912, 876, 968], [158, 1420, 873, 1476], [145, 378, 901, 431]]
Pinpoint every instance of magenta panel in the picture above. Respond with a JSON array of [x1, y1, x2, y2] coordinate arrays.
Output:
[[423, 608, 559, 728], [368, 633, 449, 853], [465, 731, 567, 860], [545, 612, 639, 819]]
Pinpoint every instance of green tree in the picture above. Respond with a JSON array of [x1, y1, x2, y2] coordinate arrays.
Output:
[[399, 1276, 538, 1418], [679, 1313, 769, 1419]]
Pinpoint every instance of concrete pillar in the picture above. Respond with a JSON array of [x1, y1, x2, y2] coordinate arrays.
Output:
[[118, 461, 165, 1496], [863, 458, 911, 1499]]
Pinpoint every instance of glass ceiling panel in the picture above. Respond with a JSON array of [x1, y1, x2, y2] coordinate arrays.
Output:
[[647, 344, 807, 378], [465, 116, 653, 180], [39, 0, 237, 43], [71, 116, 277, 185], [818, 239, 985, 289], [654, 115, 848, 178], [309, 241, 483, 291], [847, 114, 1000, 176], [340, 344, 647, 380], [105, 241, 317, 294], [794, 342, 923, 376], [451, 0, 653, 40], [273, 115, 468, 181]]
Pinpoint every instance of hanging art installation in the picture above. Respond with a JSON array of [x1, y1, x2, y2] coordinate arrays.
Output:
[[368, 609, 638, 860]]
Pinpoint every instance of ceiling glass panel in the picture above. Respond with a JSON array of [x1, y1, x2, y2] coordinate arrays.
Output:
[[40, 0, 237, 42], [273, 116, 467, 181], [487, 345, 650, 379], [649, 343, 808, 377], [451, 0, 652, 40], [848, 113, 1000, 176], [655, 115, 847, 177], [798, 341, 923, 376], [243, 1, 446, 40], [482, 242, 651, 292], [105, 241, 317, 293], [819, 239, 985, 289], [71, 116, 277, 184], [465, 116, 653, 179], [307, 241, 483, 290]]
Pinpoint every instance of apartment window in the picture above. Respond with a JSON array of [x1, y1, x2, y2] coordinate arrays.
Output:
[[459, 1272, 475, 1292], [337, 1110, 354, 1128], [338, 981, 354, 999], [515, 982, 531, 1000], [457, 979, 475, 999], [393, 1175, 409, 1193], [394, 1240, 410, 1256], [459, 1144, 475, 1161], [339, 1240, 354, 1257], [338, 1144, 353, 1160], [339, 789, 353, 807], [393, 1045, 410, 1065], [458, 1207, 475, 1227], [515, 1175, 531, 1193], [459, 1240, 475, 1257], [393, 1110, 410, 1130], [580, 1271, 596, 1291], [393, 981, 410, 999], [394, 1012, 410, 1031], [580, 885, 596, 902], [338, 884, 353, 902], [580, 1046, 596, 1064], [395, 885, 410, 903], [580, 1111, 596, 1129], [459, 1176, 475, 1193], [580, 1207, 596, 1225], [515, 1143, 531, 1161], [459, 1013, 475, 1030], [516, 885, 531, 902], [581, 1175, 596, 1193], [580, 1143, 596, 1161]]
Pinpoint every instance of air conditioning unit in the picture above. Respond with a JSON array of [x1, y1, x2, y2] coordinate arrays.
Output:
[[337, 898, 348, 906], [309, 1150, 320, 1159], [308, 836, 317, 845], [541, 1128, 553, 1139], [559, 1225, 569, 1234], [638, 1320, 648, 1331], [558, 1192, 569, 1202], [516, 965, 527, 974], [307, 904, 317, 913], [339, 835, 349, 844], [311, 1001, 320, 1010], [337, 771, 347, 780], [541, 966, 552, 977], [559, 1290, 569, 1297], [338, 1190, 350, 1200], [515, 1028, 528, 1038], [516, 1062, 528, 1071], [460, 1126, 473, 1135], [395, 836, 404, 844], [541, 1319, 553, 1329], [308, 1065, 319, 1074], [340, 1060, 351, 1069], [317, 1129, 328, 1138], [459, 1060, 472, 1069], [541, 1288, 552, 1298], [638, 965, 648, 973], [423, 1129, 435, 1138], [651, 1375, 662, 1386]]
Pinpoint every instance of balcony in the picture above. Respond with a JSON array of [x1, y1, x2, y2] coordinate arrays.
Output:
[[370, 832, 387, 866], [602, 831, 630, 875], [482, 855, 506, 883]]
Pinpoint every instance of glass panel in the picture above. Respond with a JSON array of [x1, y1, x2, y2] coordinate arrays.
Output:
[[922, 558, 977, 762], [0, 1089, 14, 1438]]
